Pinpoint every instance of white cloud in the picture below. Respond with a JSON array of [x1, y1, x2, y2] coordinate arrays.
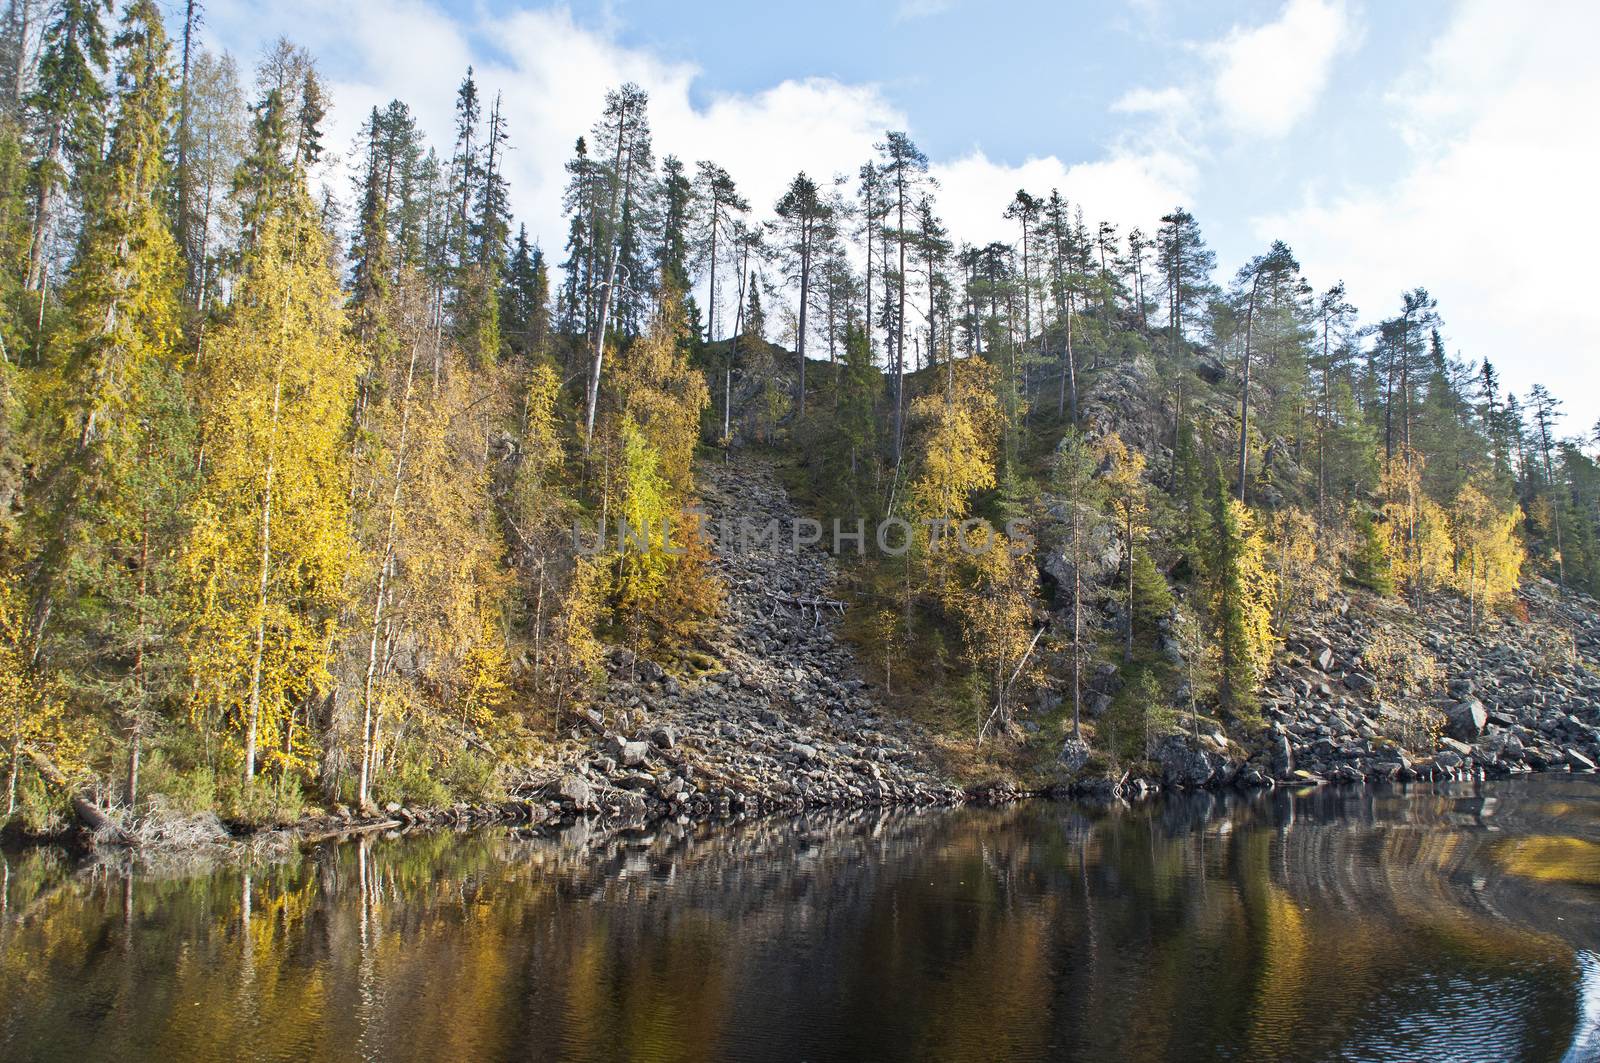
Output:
[[931, 147, 1196, 249], [1207, 0, 1354, 138], [896, 0, 958, 21], [1111, 86, 1191, 119], [1257, 0, 1600, 427]]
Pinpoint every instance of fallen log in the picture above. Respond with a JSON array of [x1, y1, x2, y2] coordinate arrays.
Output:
[[299, 819, 402, 846], [26, 748, 128, 845]]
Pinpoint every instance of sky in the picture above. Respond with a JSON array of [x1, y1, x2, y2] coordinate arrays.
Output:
[[200, 0, 1600, 432]]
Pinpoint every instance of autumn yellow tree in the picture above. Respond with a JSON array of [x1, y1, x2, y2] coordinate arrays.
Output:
[[612, 416, 674, 653], [1097, 432, 1149, 661], [1266, 506, 1332, 634], [11, 0, 193, 812], [1379, 446, 1453, 602], [950, 533, 1040, 739], [183, 155, 356, 784], [612, 282, 709, 493], [1451, 478, 1524, 632], [905, 357, 1000, 532], [1202, 474, 1278, 717]]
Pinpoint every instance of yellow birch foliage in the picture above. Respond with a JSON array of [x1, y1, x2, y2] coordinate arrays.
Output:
[[1451, 478, 1524, 617], [0, 568, 84, 814], [183, 195, 357, 779], [1207, 493, 1279, 712], [906, 357, 1000, 528], [1379, 446, 1454, 597], [550, 555, 606, 713], [613, 284, 709, 494], [947, 534, 1039, 730], [614, 417, 674, 624], [1266, 506, 1332, 631]]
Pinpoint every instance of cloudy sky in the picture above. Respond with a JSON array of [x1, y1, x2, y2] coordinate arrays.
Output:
[[202, 0, 1600, 431]]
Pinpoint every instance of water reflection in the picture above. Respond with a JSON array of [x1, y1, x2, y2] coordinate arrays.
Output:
[[4, 776, 1600, 1062]]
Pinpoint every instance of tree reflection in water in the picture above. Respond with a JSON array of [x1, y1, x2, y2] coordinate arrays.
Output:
[[3, 775, 1599, 1062]]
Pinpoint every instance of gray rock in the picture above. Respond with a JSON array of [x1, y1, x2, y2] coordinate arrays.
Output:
[[650, 725, 677, 750], [1446, 699, 1488, 741], [620, 741, 650, 767], [1270, 732, 1295, 778], [557, 774, 593, 810], [1315, 647, 1335, 672], [1344, 672, 1375, 694], [1058, 738, 1091, 774], [1153, 735, 1215, 788]]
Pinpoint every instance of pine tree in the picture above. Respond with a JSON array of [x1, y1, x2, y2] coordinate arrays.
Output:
[[771, 171, 833, 418], [877, 131, 927, 465], [1155, 207, 1215, 369], [581, 83, 653, 452]]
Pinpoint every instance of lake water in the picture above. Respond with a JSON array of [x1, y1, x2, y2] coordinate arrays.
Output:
[[4, 776, 1600, 1062]]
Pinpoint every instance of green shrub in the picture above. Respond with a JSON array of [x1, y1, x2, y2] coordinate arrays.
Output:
[[221, 775, 306, 826]]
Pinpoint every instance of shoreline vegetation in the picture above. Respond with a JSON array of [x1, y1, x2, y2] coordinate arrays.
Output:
[[1, 11, 1598, 857]]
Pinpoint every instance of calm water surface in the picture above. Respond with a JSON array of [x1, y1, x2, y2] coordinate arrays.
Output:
[[4, 775, 1600, 1062]]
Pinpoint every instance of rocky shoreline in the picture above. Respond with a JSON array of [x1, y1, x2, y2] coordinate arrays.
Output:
[[1120, 580, 1600, 795]]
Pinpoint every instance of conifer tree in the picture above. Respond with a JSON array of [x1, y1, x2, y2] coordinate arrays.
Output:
[[25, 0, 186, 805], [771, 171, 833, 418], [26, 0, 110, 293]]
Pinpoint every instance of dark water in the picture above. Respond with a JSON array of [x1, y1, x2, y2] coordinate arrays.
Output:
[[4, 777, 1600, 1062]]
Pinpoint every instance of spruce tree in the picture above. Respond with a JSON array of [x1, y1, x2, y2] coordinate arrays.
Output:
[[26, 0, 110, 293], [27, 0, 188, 806]]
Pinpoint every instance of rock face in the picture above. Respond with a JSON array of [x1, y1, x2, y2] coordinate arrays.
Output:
[[1251, 579, 1600, 785], [540, 457, 962, 823], [1153, 735, 1216, 788]]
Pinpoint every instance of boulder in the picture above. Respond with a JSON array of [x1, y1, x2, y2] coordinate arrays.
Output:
[[1344, 672, 1375, 694], [1270, 732, 1295, 779], [649, 725, 677, 750], [1153, 735, 1215, 788], [1446, 699, 1488, 741], [1058, 738, 1091, 775], [556, 774, 593, 810]]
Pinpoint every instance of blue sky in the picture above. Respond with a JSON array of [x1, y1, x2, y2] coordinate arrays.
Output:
[[202, 0, 1600, 430]]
